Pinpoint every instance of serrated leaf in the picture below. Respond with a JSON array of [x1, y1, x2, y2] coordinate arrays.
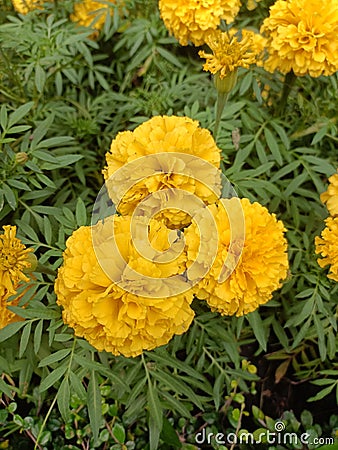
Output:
[[147, 381, 163, 433], [0, 321, 26, 342], [87, 370, 102, 443], [40, 365, 68, 393], [151, 370, 203, 409], [19, 321, 32, 358], [57, 377, 71, 422], [246, 311, 267, 351], [69, 371, 86, 401], [34, 319, 43, 354], [75, 198, 87, 226], [38, 348, 71, 367], [2, 184, 17, 209], [8, 102, 34, 128]]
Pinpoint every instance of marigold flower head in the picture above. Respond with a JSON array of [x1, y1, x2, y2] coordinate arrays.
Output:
[[55, 215, 194, 357], [261, 0, 338, 77], [199, 29, 260, 89], [320, 171, 338, 217], [0, 226, 33, 328], [158, 0, 241, 46], [315, 217, 338, 282], [70, 0, 114, 32], [185, 198, 289, 316], [11, 0, 43, 13], [103, 116, 221, 229]]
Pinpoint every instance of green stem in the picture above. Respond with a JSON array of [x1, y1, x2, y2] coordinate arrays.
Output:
[[214, 91, 228, 139], [277, 70, 297, 116]]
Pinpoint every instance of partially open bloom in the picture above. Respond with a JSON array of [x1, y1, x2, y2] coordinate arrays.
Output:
[[70, 0, 114, 32], [103, 116, 221, 229], [158, 0, 241, 46], [55, 215, 194, 357], [315, 217, 338, 282], [261, 0, 338, 77], [185, 198, 289, 316], [0, 226, 33, 328], [199, 29, 261, 93], [320, 171, 338, 217]]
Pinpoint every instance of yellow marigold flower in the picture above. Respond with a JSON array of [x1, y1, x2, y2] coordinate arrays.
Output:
[[320, 171, 338, 217], [55, 215, 194, 357], [11, 0, 43, 14], [185, 198, 289, 316], [260, 0, 338, 77], [70, 0, 114, 32], [158, 0, 241, 46], [315, 217, 338, 282], [0, 226, 33, 328], [103, 116, 221, 228]]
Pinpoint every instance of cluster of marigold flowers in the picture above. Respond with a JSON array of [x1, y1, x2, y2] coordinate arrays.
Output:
[[316, 171, 338, 282], [159, 0, 338, 80], [53, 115, 290, 357]]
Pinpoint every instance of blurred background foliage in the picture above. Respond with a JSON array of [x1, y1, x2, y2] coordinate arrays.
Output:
[[0, 0, 337, 449]]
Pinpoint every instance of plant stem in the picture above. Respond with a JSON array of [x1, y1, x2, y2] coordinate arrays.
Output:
[[277, 70, 296, 116], [214, 91, 228, 139]]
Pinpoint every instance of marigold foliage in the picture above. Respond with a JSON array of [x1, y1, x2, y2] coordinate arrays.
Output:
[[158, 0, 241, 46], [0, 226, 32, 328], [103, 115, 221, 228], [315, 217, 338, 282], [55, 215, 194, 357], [320, 172, 338, 217], [199, 29, 261, 79], [261, 0, 338, 77], [185, 198, 289, 316]]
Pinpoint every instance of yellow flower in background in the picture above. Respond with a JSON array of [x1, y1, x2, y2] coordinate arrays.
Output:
[[103, 116, 221, 228], [158, 0, 241, 46], [185, 198, 289, 316], [55, 215, 194, 357], [246, 0, 262, 10], [320, 171, 338, 217], [11, 0, 42, 14], [0, 226, 33, 328], [70, 0, 114, 32], [261, 0, 338, 77], [315, 217, 338, 282]]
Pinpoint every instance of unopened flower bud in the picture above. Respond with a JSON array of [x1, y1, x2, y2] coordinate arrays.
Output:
[[23, 252, 38, 273], [15, 152, 29, 165]]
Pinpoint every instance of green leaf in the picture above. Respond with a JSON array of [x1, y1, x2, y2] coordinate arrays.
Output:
[[246, 311, 267, 351], [0, 321, 26, 342], [147, 381, 163, 433], [38, 349, 72, 368], [149, 414, 161, 450], [57, 377, 71, 422], [69, 371, 87, 401], [2, 184, 17, 209], [35, 64, 46, 93], [34, 319, 43, 354], [19, 321, 32, 358], [0, 104, 8, 130], [308, 384, 335, 402], [157, 46, 182, 68], [112, 423, 125, 444], [87, 370, 102, 443], [151, 370, 204, 409], [160, 416, 181, 449], [0, 378, 13, 399], [8, 102, 34, 128], [264, 127, 283, 165], [40, 365, 68, 393], [75, 197, 87, 226]]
